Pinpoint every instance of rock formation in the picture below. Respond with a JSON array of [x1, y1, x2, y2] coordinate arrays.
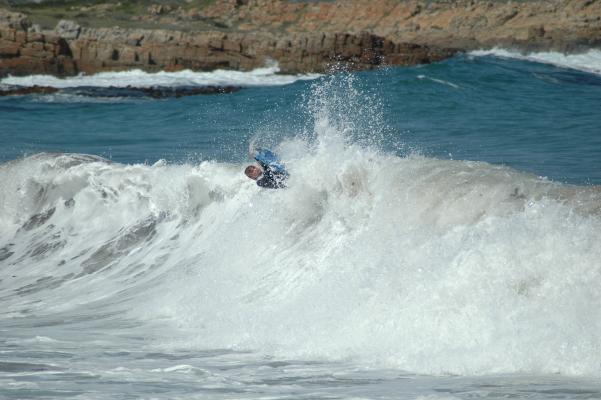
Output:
[[0, 8, 455, 78], [1, 0, 600, 78], [201, 0, 601, 52]]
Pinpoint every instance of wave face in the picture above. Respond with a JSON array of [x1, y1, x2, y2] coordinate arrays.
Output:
[[470, 48, 601, 75], [2, 74, 601, 377], [0, 64, 320, 89]]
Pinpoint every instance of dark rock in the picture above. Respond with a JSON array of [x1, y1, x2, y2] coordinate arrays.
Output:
[[0, 85, 59, 96], [138, 85, 241, 98], [0, 84, 241, 99]]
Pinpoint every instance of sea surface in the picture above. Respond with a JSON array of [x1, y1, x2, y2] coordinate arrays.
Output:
[[1, 49, 601, 399]]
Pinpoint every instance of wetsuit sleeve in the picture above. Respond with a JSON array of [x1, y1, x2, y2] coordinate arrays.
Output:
[[257, 169, 287, 189]]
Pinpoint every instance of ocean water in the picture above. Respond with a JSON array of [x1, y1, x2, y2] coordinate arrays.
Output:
[[1, 50, 601, 399]]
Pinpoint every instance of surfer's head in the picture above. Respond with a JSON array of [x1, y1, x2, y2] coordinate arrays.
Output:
[[245, 165, 262, 180]]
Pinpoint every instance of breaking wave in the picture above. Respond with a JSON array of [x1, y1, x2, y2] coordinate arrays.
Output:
[[470, 48, 601, 75], [2, 73, 601, 378], [0, 64, 320, 89]]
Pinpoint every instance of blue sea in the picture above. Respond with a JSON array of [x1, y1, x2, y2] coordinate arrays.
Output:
[[1, 49, 601, 399]]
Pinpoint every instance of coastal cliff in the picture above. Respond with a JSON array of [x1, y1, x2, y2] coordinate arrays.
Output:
[[0, 8, 454, 77], [1, 0, 600, 78], [202, 0, 601, 52]]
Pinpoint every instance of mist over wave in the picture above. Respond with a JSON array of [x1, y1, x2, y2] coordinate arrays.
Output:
[[2, 73, 601, 379], [0, 64, 320, 89], [470, 48, 601, 75]]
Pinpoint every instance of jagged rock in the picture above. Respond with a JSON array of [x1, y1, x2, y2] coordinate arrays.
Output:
[[54, 20, 81, 40], [200, 0, 601, 52], [0, 12, 457, 78], [0, 9, 29, 30], [3, 0, 599, 78], [29, 24, 41, 33]]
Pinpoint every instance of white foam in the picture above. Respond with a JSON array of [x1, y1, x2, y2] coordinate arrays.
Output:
[[3, 136, 601, 378], [0, 64, 320, 89], [417, 74, 460, 88], [470, 48, 601, 75], [30, 93, 136, 103], [2, 73, 601, 379], [152, 365, 198, 373]]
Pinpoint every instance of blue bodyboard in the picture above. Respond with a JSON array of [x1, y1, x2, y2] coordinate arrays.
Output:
[[254, 149, 288, 175]]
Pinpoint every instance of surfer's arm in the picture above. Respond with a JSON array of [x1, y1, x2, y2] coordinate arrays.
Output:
[[256, 169, 287, 189]]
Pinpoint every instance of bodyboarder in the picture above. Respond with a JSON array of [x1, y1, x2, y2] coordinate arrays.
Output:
[[244, 148, 288, 189]]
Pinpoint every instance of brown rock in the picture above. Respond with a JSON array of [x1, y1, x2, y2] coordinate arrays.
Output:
[[0, 4, 460, 77], [14, 30, 26, 44], [0, 40, 20, 57], [200, 0, 601, 52], [20, 45, 53, 58], [223, 37, 242, 52]]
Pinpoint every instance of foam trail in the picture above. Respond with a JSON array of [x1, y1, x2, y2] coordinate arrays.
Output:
[[0, 64, 320, 89], [417, 74, 460, 88], [470, 48, 601, 75]]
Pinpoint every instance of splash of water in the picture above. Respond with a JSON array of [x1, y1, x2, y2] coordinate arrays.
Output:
[[2, 73, 601, 378]]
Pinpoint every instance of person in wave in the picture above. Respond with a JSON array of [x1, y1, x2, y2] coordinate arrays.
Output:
[[244, 148, 289, 189]]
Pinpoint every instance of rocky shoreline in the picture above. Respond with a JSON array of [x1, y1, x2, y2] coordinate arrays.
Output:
[[0, 8, 455, 78], [202, 0, 601, 52], [1, 0, 600, 80]]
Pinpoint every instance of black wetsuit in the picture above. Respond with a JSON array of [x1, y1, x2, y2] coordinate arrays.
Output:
[[256, 165, 288, 189]]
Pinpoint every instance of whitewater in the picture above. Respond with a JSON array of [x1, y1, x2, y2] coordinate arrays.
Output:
[[0, 63, 321, 89], [2, 51, 601, 399]]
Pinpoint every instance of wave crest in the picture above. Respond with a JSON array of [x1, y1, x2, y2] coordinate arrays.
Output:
[[470, 48, 601, 76]]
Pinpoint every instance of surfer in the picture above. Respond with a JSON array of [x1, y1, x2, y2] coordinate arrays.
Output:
[[245, 148, 288, 189]]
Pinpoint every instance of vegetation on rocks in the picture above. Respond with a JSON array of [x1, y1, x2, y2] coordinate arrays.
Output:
[[6, 0, 222, 31]]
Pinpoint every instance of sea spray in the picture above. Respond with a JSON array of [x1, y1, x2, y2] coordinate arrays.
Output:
[[2, 72, 601, 378], [155, 73, 601, 376]]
